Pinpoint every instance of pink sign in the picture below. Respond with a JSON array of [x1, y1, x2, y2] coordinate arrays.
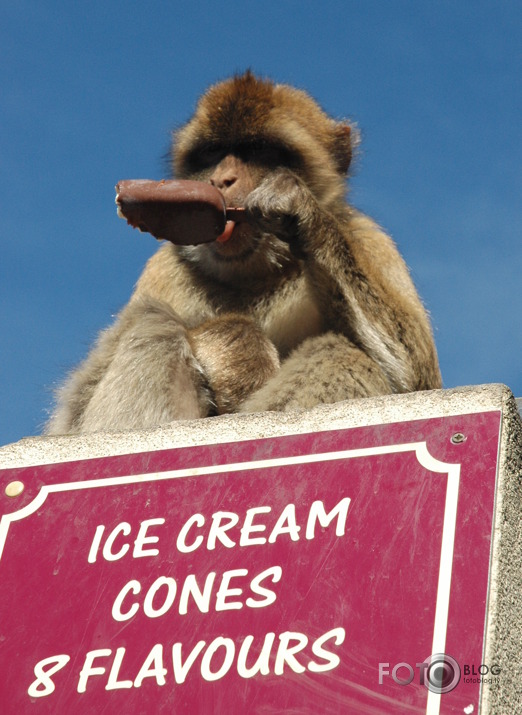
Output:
[[0, 411, 501, 714]]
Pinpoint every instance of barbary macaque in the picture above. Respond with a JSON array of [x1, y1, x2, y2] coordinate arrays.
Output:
[[46, 71, 441, 434]]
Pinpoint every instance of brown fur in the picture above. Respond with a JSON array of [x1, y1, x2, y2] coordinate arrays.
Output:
[[46, 72, 441, 435], [190, 314, 280, 415]]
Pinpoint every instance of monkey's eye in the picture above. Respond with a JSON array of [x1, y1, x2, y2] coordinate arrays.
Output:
[[186, 144, 227, 171], [183, 141, 301, 176], [237, 142, 300, 169]]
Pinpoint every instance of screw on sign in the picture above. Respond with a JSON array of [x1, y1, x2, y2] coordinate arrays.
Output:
[[0, 411, 502, 713]]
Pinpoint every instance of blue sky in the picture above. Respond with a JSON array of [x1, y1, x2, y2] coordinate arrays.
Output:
[[1, 1, 521, 445]]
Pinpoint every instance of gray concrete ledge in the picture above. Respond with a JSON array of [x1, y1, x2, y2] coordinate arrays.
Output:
[[0, 383, 517, 467]]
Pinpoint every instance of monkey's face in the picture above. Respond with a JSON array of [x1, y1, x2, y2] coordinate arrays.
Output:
[[207, 153, 261, 259], [176, 143, 303, 281], [172, 72, 356, 282]]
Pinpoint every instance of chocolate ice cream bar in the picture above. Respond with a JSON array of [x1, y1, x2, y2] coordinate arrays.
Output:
[[115, 179, 245, 245]]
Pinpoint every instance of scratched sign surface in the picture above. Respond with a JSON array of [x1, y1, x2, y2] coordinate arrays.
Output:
[[0, 412, 501, 714]]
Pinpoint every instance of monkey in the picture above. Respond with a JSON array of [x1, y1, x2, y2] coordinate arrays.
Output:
[[46, 71, 441, 435]]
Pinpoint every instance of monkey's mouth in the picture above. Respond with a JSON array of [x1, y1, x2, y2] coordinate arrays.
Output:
[[215, 199, 249, 245], [216, 219, 236, 243], [208, 218, 259, 261]]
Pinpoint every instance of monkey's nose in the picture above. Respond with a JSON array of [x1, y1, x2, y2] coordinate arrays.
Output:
[[209, 171, 238, 191]]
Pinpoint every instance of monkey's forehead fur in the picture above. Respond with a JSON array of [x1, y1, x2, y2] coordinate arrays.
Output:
[[173, 71, 358, 179]]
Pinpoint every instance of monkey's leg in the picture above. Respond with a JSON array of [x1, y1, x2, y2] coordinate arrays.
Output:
[[47, 297, 212, 434], [239, 332, 392, 414], [189, 314, 280, 414]]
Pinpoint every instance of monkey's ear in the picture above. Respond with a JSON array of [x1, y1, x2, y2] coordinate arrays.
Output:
[[332, 123, 359, 175]]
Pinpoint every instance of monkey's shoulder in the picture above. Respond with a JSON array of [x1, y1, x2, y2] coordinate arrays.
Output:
[[132, 243, 215, 325], [342, 209, 422, 301]]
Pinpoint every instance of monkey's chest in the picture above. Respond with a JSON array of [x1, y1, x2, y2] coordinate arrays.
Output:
[[258, 281, 323, 358]]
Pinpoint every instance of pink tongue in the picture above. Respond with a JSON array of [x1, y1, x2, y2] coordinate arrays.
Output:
[[216, 220, 236, 243]]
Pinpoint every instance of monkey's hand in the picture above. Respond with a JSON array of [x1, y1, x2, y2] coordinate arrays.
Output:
[[245, 168, 316, 243]]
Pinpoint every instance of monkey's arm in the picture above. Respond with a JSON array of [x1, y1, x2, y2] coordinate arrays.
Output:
[[45, 298, 212, 434], [246, 169, 441, 394], [46, 295, 281, 434], [306, 210, 441, 392]]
